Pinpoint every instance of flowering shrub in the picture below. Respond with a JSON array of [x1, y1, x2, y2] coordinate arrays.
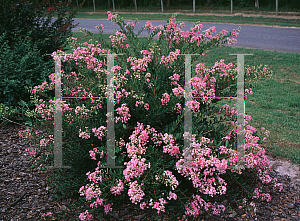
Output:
[[21, 12, 282, 220]]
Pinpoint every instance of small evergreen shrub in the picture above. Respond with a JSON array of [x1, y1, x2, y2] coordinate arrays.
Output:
[[0, 32, 53, 108]]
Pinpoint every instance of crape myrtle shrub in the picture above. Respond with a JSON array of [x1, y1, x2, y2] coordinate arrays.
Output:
[[19, 12, 282, 220], [0, 0, 83, 111]]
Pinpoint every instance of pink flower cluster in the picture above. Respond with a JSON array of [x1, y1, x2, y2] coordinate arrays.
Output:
[[107, 11, 118, 22], [79, 210, 93, 221], [25, 147, 39, 157], [161, 133, 181, 158], [123, 156, 151, 182], [75, 104, 90, 116], [174, 102, 182, 114], [172, 86, 185, 98], [244, 88, 253, 99], [167, 60, 255, 115], [145, 16, 240, 47], [95, 24, 104, 32], [160, 49, 180, 67], [184, 194, 226, 217], [149, 198, 168, 214], [89, 148, 99, 160], [41, 212, 52, 220], [86, 166, 103, 184], [78, 163, 115, 217], [109, 31, 127, 48], [272, 178, 283, 192], [252, 187, 271, 202], [32, 81, 49, 93], [128, 180, 145, 204], [190, 74, 216, 105], [176, 137, 228, 197], [116, 88, 130, 104], [18, 128, 31, 139], [124, 21, 135, 29], [34, 99, 72, 123], [169, 73, 180, 86], [115, 103, 131, 123], [167, 191, 177, 200], [161, 93, 170, 105], [79, 183, 102, 201], [144, 21, 154, 31], [92, 126, 106, 140], [155, 170, 179, 190], [196, 59, 235, 78], [127, 50, 153, 73], [216, 105, 283, 191], [110, 179, 124, 196], [53, 43, 108, 74], [39, 135, 54, 148]]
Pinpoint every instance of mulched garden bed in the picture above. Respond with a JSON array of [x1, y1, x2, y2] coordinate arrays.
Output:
[[1, 123, 300, 221]]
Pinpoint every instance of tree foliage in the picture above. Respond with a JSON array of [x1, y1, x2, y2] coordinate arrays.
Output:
[[0, 0, 84, 110], [80, 0, 299, 10]]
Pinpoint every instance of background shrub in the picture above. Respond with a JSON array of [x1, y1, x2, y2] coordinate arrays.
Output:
[[0, 32, 54, 108], [0, 0, 84, 122]]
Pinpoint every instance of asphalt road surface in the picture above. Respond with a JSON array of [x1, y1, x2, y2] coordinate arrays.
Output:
[[70, 18, 300, 54]]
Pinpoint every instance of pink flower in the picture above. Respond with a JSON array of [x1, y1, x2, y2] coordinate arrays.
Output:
[[116, 103, 131, 123], [161, 93, 170, 105], [92, 126, 106, 140], [110, 179, 124, 196], [104, 203, 113, 214], [160, 49, 180, 66], [172, 86, 185, 98], [79, 128, 90, 139], [128, 181, 145, 204], [79, 210, 93, 221]]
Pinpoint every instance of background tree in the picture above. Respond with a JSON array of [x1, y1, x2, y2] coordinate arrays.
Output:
[[255, 0, 259, 9], [0, 0, 84, 112]]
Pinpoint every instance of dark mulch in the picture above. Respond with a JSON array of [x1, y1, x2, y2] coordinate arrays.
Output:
[[0, 123, 300, 221]]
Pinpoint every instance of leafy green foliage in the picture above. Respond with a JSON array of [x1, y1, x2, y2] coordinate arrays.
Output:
[[0, 0, 83, 60], [0, 32, 53, 108]]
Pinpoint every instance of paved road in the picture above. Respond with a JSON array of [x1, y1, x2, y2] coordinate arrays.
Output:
[[71, 18, 300, 54]]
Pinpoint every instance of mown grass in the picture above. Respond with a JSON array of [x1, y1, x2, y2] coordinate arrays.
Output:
[[67, 31, 300, 166], [72, 11, 300, 28]]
